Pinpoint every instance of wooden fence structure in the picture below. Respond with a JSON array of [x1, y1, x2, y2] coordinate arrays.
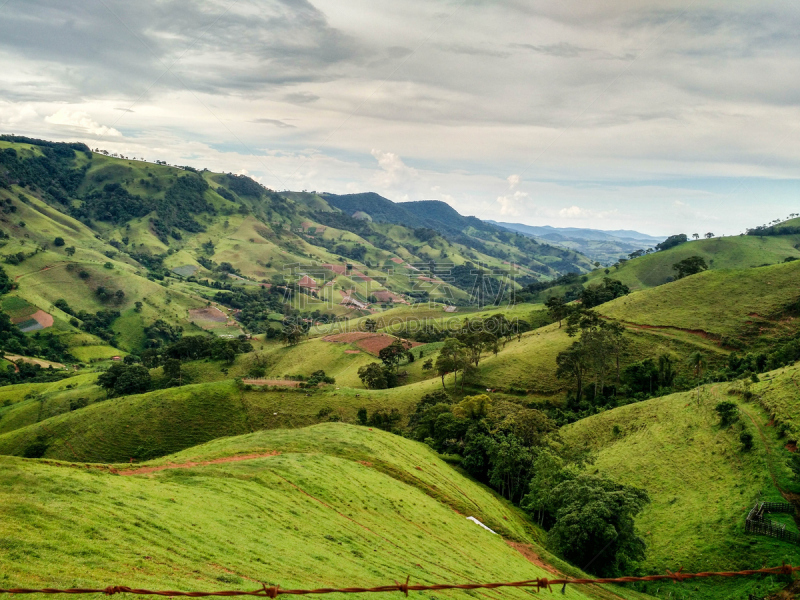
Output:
[[745, 502, 800, 544]]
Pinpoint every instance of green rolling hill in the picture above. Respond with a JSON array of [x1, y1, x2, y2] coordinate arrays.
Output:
[[561, 365, 800, 600], [0, 423, 649, 600], [585, 233, 800, 291]]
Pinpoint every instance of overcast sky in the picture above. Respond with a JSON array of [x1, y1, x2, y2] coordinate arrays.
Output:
[[1, 0, 799, 235]]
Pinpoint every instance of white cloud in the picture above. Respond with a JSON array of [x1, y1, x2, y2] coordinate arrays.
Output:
[[370, 148, 417, 188], [44, 109, 121, 137], [496, 190, 528, 216], [507, 174, 520, 189], [559, 205, 585, 219], [0, 103, 38, 127], [558, 205, 618, 220]]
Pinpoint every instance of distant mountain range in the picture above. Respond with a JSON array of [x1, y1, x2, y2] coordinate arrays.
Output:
[[321, 193, 497, 238], [487, 221, 666, 265], [317, 193, 594, 274]]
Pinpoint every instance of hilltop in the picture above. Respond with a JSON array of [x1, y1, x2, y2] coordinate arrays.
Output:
[[585, 233, 800, 291]]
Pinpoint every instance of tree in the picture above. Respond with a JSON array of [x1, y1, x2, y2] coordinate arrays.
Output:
[[521, 449, 571, 527], [422, 358, 433, 371], [688, 351, 705, 378], [546, 474, 649, 576], [65, 246, 76, 257], [364, 318, 377, 333], [672, 256, 708, 279], [436, 338, 466, 390], [280, 322, 306, 346], [604, 321, 629, 390], [379, 339, 409, 372], [657, 354, 676, 387], [53, 237, 65, 247], [163, 358, 182, 386], [487, 434, 534, 502], [98, 364, 151, 396], [545, 296, 567, 328], [581, 326, 621, 400], [692, 233, 700, 240], [455, 320, 497, 367], [579, 278, 630, 308], [740, 431, 754, 451], [358, 362, 388, 389], [705, 232, 714, 239], [452, 394, 492, 420], [565, 308, 603, 337], [556, 342, 588, 403]]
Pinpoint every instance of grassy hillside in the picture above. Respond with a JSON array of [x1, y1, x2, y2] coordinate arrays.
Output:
[[14, 253, 800, 459], [7, 253, 800, 463], [561, 373, 800, 599], [0, 375, 460, 462], [0, 423, 649, 600], [597, 260, 800, 342], [585, 234, 800, 291]]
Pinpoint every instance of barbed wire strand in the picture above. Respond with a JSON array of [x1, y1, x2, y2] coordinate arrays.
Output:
[[1, 564, 796, 597]]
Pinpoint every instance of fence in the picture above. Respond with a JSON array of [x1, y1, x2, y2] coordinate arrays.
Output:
[[745, 502, 800, 544], [1, 565, 799, 598]]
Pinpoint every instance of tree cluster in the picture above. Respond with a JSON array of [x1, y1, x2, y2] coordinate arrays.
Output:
[[405, 389, 648, 576], [672, 256, 708, 279], [358, 339, 414, 389], [142, 335, 253, 367], [655, 234, 688, 251]]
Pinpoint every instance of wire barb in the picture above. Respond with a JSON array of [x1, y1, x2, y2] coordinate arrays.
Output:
[[394, 576, 410, 597]]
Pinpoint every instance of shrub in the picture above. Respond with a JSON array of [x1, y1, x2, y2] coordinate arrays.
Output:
[[715, 401, 739, 427]]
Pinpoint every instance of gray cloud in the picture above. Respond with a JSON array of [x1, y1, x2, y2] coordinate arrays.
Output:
[[0, 0, 367, 99], [439, 44, 511, 58], [283, 92, 320, 104], [2, 0, 800, 234], [511, 42, 590, 58], [252, 118, 296, 128]]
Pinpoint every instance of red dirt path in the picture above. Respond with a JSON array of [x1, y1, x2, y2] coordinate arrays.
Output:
[[116, 452, 281, 475], [505, 541, 559, 575]]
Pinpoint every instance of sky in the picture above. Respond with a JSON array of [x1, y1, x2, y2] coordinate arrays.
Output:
[[1, 0, 799, 236]]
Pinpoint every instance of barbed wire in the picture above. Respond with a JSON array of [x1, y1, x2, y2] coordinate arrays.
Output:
[[1, 564, 797, 597]]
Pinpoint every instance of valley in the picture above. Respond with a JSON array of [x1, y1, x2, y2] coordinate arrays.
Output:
[[1, 136, 799, 600]]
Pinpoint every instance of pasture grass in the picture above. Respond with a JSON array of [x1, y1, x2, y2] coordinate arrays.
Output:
[[0, 423, 649, 600], [561, 376, 800, 600]]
